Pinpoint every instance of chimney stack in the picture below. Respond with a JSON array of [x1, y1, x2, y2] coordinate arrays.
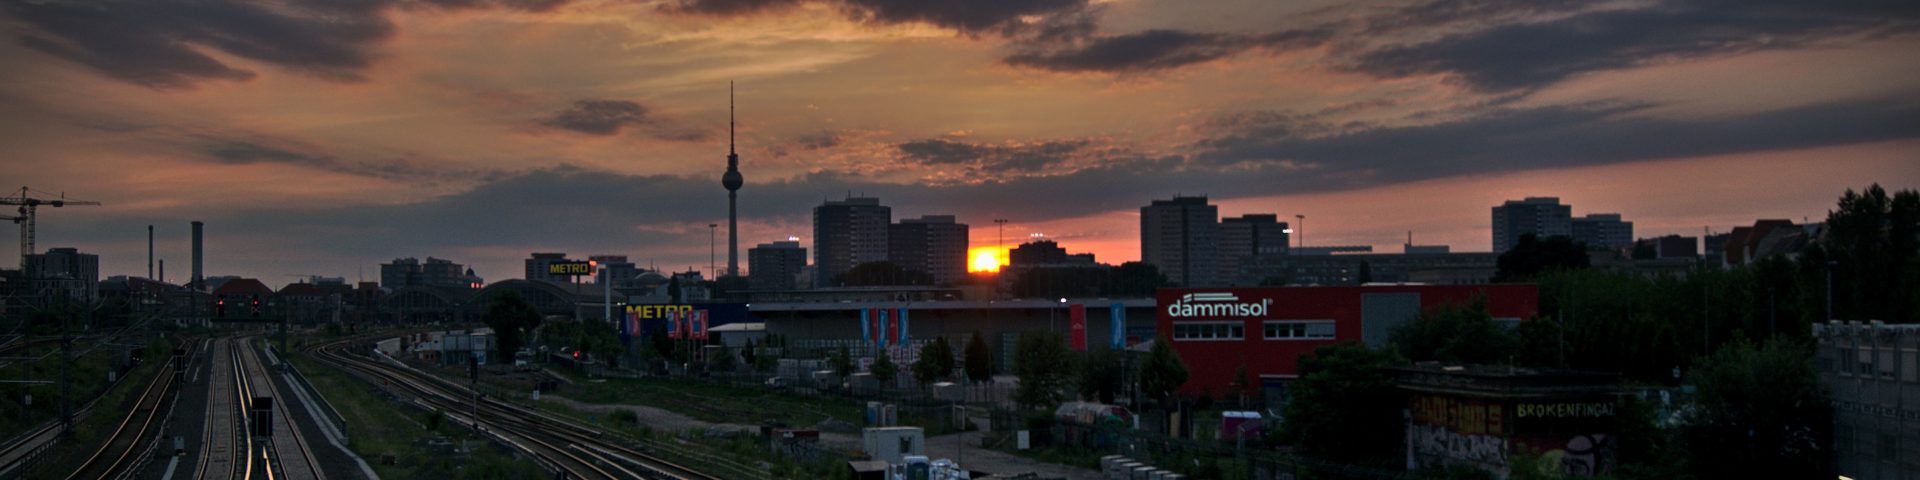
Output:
[[191, 221, 203, 290], [147, 225, 154, 279]]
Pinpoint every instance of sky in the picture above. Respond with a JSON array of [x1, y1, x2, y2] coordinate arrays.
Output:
[[1, 0, 1917, 287]]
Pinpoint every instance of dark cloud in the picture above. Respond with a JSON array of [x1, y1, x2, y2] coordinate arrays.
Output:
[[1003, 28, 1332, 73], [661, 0, 1090, 36], [539, 100, 650, 135], [1194, 98, 1920, 185], [796, 132, 842, 150], [3, 0, 566, 89], [658, 0, 803, 15], [198, 139, 489, 182], [1342, 0, 1920, 91], [897, 138, 1088, 174]]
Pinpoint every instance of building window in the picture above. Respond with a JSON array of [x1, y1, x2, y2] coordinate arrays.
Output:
[[1263, 320, 1336, 340], [1172, 322, 1245, 341]]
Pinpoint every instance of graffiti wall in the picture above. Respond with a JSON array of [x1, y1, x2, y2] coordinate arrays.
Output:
[[1407, 395, 1617, 478]]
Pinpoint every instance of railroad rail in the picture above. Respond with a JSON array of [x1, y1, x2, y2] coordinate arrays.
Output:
[[307, 337, 725, 480], [61, 339, 181, 480]]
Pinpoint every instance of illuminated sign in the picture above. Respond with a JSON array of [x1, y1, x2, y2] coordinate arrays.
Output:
[[547, 261, 593, 276], [627, 304, 695, 319], [1165, 292, 1272, 318]]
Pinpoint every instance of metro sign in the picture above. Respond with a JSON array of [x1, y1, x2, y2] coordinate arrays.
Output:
[[1165, 292, 1272, 318]]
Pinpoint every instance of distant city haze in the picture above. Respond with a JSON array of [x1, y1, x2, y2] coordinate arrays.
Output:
[[0, 1, 1914, 285]]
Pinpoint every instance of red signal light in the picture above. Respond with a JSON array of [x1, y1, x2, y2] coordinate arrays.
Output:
[[572, 350, 581, 359]]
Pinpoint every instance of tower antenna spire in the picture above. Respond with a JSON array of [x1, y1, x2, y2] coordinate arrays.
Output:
[[729, 81, 736, 155]]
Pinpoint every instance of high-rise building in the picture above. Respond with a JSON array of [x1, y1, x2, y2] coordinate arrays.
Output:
[[1141, 196, 1221, 287], [589, 255, 637, 287], [26, 247, 98, 302], [814, 197, 891, 287], [1492, 197, 1573, 253], [1219, 214, 1289, 285], [749, 240, 807, 290], [525, 252, 573, 283], [889, 215, 970, 285], [381, 257, 471, 289], [1571, 213, 1633, 251]]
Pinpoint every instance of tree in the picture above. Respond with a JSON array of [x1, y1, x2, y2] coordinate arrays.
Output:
[[1679, 338, 1830, 478], [1108, 262, 1167, 297], [1823, 184, 1920, 322], [834, 261, 934, 287], [912, 336, 956, 386], [577, 318, 624, 367], [1226, 362, 1254, 409], [648, 324, 672, 359], [829, 345, 855, 379], [1496, 234, 1590, 281], [1012, 330, 1074, 409], [870, 351, 900, 385], [482, 292, 542, 361], [1390, 296, 1521, 365], [709, 343, 737, 373], [963, 331, 994, 383], [1077, 346, 1124, 404], [1137, 335, 1189, 409], [1279, 342, 1406, 466]]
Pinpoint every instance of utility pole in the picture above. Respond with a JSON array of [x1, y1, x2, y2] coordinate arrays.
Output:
[[1295, 214, 1305, 248], [994, 219, 1008, 266]]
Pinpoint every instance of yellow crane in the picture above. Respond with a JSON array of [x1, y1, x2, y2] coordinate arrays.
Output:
[[2, 186, 101, 269]]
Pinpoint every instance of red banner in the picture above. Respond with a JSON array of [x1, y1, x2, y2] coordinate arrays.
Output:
[[666, 310, 682, 339], [691, 310, 710, 340], [1069, 303, 1088, 351]]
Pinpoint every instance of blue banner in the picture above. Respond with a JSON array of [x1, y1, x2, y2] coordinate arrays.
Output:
[[897, 308, 910, 346], [861, 308, 871, 345], [1111, 303, 1124, 349]]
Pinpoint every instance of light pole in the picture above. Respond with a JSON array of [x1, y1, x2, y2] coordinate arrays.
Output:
[[1294, 214, 1305, 249], [994, 219, 1008, 263]]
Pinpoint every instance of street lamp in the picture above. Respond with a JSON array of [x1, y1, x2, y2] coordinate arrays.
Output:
[[1294, 214, 1305, 249]]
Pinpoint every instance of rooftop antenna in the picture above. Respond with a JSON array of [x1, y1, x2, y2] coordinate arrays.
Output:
[[729, 81, 736, 156]]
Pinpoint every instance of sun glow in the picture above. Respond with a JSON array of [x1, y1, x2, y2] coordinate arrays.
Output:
[[968, 247, 1008, 273]]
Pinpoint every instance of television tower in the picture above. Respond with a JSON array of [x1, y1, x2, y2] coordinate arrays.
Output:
[[721, 82, 744, 278]]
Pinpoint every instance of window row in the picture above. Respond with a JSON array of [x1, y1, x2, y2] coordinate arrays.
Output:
[[1172, 320, 1336, 341]]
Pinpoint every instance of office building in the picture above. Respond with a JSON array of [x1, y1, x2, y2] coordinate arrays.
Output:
[[1572, 213, 1634, 251], [1008, 239, 1096, 266], [525, 252, 573, 283], [1492, 197, 1572, 253], [749, 240, 807, 290], [589, 255, 637, 287], [381, 257, 471, 289], [814, 197, 891, 287], [1815, 321, 1920, 480], [889, 215, 969, 285], [25, 247, 99, 302], [1218, 214, 1289, 285], [1141, 196, 1220, 287]]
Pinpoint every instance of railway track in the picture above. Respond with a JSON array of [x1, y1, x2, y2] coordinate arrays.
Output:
[[196, 337, 247, 480], [61, 339, 181, 480], [235, 336, 326, 480], [307, 337, 725, 480]]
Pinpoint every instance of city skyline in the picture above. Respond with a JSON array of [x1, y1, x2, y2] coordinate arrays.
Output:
[[1, 0, 1916, 284]]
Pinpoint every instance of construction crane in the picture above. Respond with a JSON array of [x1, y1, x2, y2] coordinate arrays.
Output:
[[2, 187, 101, 270]]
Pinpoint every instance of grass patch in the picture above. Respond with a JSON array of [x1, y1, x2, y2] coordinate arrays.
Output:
[[20, 348, 169, 478], [288, 350, 547, 479], [513, 369, 864, 428], [0, 341, 143, 440]]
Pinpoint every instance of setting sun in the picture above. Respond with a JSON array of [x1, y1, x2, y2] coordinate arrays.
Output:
[[968, 247, 1009, 273]]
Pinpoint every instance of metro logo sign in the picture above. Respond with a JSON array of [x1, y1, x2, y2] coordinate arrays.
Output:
[[1165, 292, 1272, 318]]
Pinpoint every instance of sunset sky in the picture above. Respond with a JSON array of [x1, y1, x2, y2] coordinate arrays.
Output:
[[2, 0, 1916, 286]]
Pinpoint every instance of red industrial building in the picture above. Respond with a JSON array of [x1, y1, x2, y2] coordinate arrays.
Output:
[[1155, 285, 1539, 397]]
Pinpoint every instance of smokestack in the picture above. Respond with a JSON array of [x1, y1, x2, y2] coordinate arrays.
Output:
[[191, 221, 203, 290], [159, 259, 165, 284], [147, 225, 154, 279]]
